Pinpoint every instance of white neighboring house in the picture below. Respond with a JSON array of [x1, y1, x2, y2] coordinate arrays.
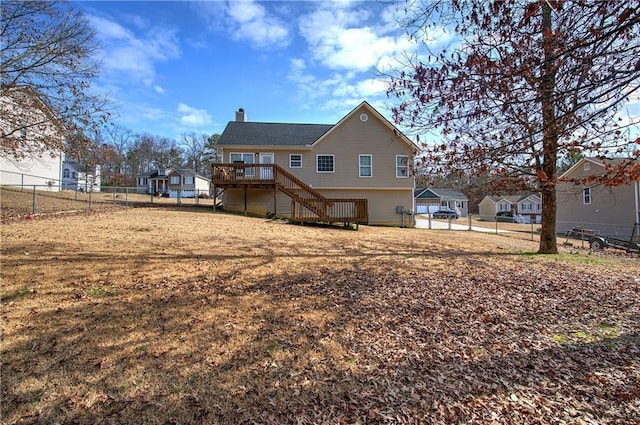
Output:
[[167, 169, 210, 198], [478, 194, 542, 223], [62, 159, 101, 192], [0, 86, 65, 191], [136, 168, 210, 198]]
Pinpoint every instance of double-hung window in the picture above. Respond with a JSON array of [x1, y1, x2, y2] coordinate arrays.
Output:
[[396, 155, 409, 178], [316, 154, 335, 173], [170, 176, 180, 185], [583, 187, 591, 205], [359, 154, 372, 177], [184, 176, 194, 184], [290, 154, 302, 168]]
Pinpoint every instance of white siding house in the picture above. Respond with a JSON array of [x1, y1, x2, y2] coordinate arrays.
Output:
[[0, 87, 65, 191]]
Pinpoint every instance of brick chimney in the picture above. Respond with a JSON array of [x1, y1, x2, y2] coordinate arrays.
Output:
[[235, 108, 247, 122]]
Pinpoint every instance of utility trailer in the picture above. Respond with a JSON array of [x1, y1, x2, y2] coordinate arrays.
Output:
[[588, 235, 640, 252], [575, 223, 640, 253]]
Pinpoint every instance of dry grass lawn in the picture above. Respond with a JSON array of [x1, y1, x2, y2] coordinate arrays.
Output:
[[1, 201, 639, 424]]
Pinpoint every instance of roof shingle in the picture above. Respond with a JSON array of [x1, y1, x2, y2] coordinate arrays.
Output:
[[217, 122, 333, 147]]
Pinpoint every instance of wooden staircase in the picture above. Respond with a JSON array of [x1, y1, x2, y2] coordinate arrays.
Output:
[[212, 163, 368, 225]]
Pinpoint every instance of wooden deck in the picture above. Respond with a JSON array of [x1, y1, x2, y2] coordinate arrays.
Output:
[[212, 163, 368, 225]]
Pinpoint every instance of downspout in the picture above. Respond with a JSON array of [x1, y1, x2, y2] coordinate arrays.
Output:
[[635, 180, 639, 225]]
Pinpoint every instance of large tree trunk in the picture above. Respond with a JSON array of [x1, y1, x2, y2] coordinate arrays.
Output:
[[538, 2, 559, 254], [539, 187, 558, 254]]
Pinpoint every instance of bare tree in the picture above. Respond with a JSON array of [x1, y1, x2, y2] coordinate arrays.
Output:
[[103, 124, 133, 177], [388, 0, 640, 253], [1, 0, 109, 159], [181, 132, 208, 175]]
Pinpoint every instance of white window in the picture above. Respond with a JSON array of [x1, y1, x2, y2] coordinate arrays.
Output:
[[230, 152, 255, 164], [289, 154, 302, 168], [184, 176, 194, 184], [63, 169, 70, 178], [499, 203, 509, 211], [359, 154, 372, 177], [583, 187, 591, 204], [396, 155, 409, 178], [230, 153, 255, 177], [170, 176, 180, 184], [522, 203, 532, 211], [316, 154, 335, 173]]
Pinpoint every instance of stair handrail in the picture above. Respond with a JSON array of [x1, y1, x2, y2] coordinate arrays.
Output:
[[272, 164, 326, 201]]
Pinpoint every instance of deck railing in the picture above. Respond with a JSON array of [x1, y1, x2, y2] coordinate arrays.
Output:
[[211, 163, 368, 225]]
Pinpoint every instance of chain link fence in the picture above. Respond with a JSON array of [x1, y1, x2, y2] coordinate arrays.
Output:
[[0, 184, 218, 221]]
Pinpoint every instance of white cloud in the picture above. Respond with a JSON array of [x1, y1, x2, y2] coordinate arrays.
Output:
[[195, 0, 290, 48], [298, 3, 410, 72], [88, 15, 181, 89], [177, 103, 212, 127]]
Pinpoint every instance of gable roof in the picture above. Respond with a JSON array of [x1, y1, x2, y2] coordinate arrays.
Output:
[[414, 188, 428, 197], [426, 188, 468, 200], [169, 168, 208, 179], [483, 195, 522, 204], [216, 101, 418, 150], [559, 157, 631, 180], [312, 101, 418, 150], [217, 122, 332, 147]]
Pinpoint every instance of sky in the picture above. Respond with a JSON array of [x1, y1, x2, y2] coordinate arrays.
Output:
[[75, 0, 432, 140]]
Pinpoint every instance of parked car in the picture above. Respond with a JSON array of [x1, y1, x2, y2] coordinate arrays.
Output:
[[496, 211, 515, 222], [495, 211, 526, 223], [432, 208, 460, 220]]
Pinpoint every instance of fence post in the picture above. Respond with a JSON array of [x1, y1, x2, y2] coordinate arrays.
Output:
[[125, 187, 129, 206], [32, 185, 36, 215], [88, 190, 92, 210], [468, 214, 472, 231], [495, 219, 498, 235], [177, 190, 181, 205], [21, 174, 24, 192], [196, 190, 199, 206], [531, 221, 534, 241]]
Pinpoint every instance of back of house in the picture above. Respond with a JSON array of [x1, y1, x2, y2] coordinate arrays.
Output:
[[214, 101, 417, 227]]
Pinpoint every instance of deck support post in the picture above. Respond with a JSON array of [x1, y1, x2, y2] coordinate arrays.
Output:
[[213, 184, 216, 211], [244, 186, 247, 216], [273, 189, 277, 217]]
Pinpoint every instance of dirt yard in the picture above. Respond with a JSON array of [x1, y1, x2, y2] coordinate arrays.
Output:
[[1, 205, 639, 424]]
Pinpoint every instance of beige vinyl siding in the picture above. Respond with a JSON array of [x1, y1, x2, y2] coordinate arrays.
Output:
[[222, 187, 414, 227], [556, 160, 638, 234], [223, 189, 278, 216], [319, 188, 415, 227], [308, 106, 414, 189]]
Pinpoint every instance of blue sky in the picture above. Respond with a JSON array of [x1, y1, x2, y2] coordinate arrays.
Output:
[[76, 0, 434, 139]]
